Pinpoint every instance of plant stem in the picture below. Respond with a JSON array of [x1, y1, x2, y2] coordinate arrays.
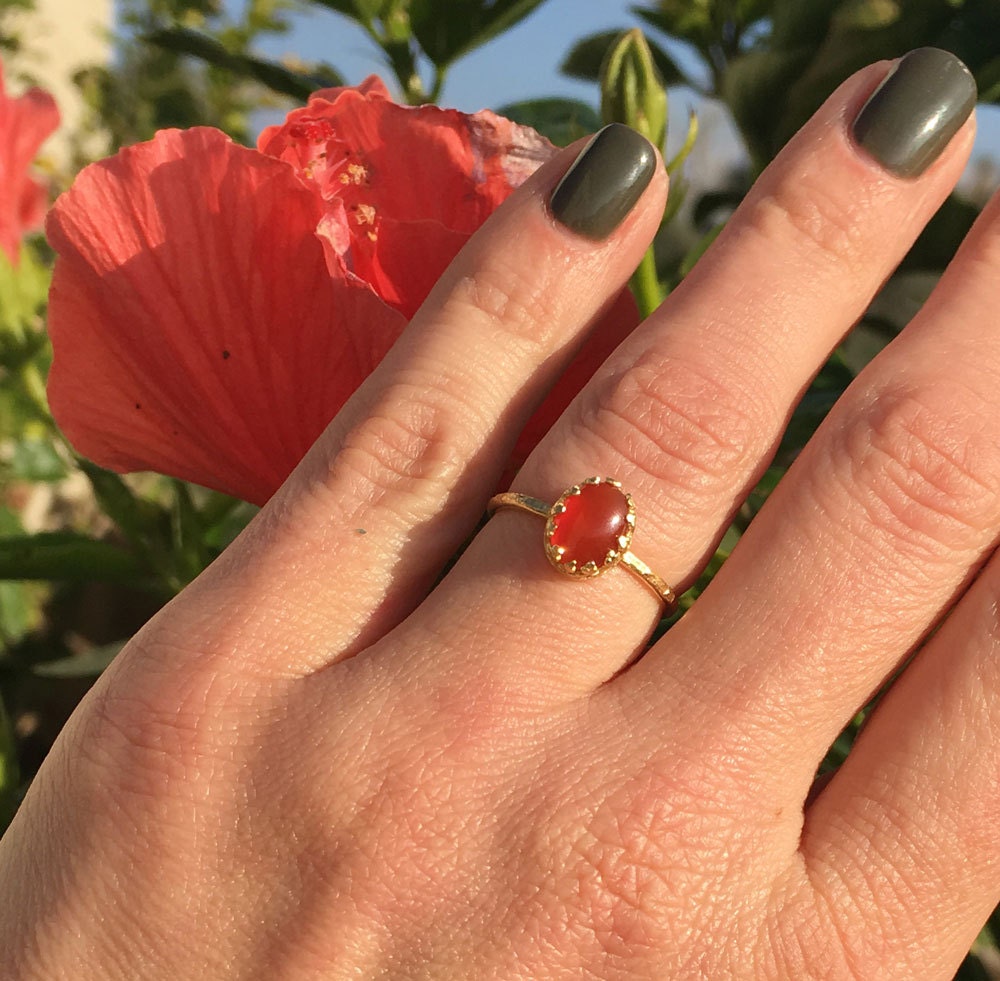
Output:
[[428, 66, 447, 104], [630, 245, 662, 319]]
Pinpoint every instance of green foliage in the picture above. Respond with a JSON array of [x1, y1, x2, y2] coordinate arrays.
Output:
[[494, 98, 600, 146], [0, 532, 144, 583], [145, 24, 345, 100], [408, 0, 546, 69], [306, 0, 551, 103], [78, 0, 307, 148], [725, 0, 1000, 169], [0, 690, 17, 828]]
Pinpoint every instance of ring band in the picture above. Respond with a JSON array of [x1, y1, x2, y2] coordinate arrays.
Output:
[[487, 476, 677, 613]]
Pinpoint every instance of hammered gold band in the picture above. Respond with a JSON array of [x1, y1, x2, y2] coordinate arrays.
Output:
[[487, 478, 678, 614]]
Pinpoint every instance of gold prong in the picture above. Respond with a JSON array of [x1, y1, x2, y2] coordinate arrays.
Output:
[[582, 560, 598, 575], [552, 503, 566, 514]]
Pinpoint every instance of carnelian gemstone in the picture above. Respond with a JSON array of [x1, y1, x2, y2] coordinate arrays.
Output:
[[549, 481, 630, 568]]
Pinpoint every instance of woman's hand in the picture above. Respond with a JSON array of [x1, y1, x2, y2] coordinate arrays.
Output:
[[1, 48, 994, 979]]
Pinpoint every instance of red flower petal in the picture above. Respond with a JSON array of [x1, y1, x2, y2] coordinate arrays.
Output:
[[46, 127, 406, 505], [316, 213, 469, 320], [260, 86, 555, 318], [0, 65, 59, 263]]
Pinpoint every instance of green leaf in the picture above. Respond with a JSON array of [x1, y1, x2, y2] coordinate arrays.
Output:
[[749, 0, 968, 161], [773, 353, 853, 464], [0, 691, 18, 831], [32, 641, 125, 679], [677, 222, 724, 278], [899, 193, 980, 272], [145, 25, 345, 100], [9, 437, 68, 483], [77, 460, 166, 551], [954, 952, 993, 980], [561, 29, 686, 87], [170, 479, 209, 582], [0, 533, 143, 583], [0, 510, 47, 643], [768, 0, 841, 48], [677, 545, 729, 610], [409, 0, 547, 69], [0, 582, 33, 646], [665, 108, 698, 176], [494, 98, 600, 146], [634, 0, 773, 61], [0, 244, 52, 367], [692, 188, 744, 230], [721, 45, 814, 169], [202, 497, 258, 550], [633, 1, 714, 49], [977, 55, 1000, 102], [309, 0, 389, 24], [0, 510, 43, 642]]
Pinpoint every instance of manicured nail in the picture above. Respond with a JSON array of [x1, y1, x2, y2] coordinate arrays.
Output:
[[852, 47, 977, 178], [549, 123, 656, 239]]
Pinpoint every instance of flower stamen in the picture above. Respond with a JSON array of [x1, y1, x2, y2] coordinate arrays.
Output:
[[354, 202, 378, 241], [339, 162, 369, 186]]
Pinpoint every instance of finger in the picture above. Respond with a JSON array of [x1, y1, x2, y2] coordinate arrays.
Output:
[[800, 544, 1000, 979], [405, 50, 977, 699], [177, 125, 667, 671], [631, 163, 1000, 804]]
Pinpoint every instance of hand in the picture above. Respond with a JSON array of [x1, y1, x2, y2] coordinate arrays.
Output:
[[1, 48, 993, 979]]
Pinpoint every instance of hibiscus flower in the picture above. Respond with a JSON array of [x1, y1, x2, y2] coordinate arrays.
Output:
[[46, 77, 638, 506], [0, 60, 59, 264]]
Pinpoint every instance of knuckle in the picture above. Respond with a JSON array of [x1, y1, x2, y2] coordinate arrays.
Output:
[[743, 167, 872, 272], [72, 630, 254, 803], [448, 257, 561, 351], [770, 882, 883, 981], [335, 384, 467, 503], [579, 354, 768, 497], [828, 384, 1000, 555]]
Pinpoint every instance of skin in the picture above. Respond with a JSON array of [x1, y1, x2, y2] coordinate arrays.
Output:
[[2, 59, 999, 979]]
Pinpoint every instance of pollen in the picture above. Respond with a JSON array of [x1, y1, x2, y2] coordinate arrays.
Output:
[[339, 163, 369, 185], [354, 203, 378, 241]]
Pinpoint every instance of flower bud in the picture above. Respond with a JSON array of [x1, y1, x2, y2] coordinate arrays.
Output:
[[599, 29, 668, 150]]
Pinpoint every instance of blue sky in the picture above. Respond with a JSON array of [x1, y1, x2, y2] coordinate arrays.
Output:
[[252, 1, 659, 113], [241, 1, 997, 185]]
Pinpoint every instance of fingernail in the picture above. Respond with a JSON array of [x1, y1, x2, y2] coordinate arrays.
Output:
[[549, 123, 656, 239], [852, 47, 977, 178]]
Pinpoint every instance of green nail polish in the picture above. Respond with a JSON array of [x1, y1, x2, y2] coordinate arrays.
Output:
[[852, 48, 977, 178], [549, 124, 656, 240]]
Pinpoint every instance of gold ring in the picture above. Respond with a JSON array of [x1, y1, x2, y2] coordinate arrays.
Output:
[[487, 476, 677, 613]]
